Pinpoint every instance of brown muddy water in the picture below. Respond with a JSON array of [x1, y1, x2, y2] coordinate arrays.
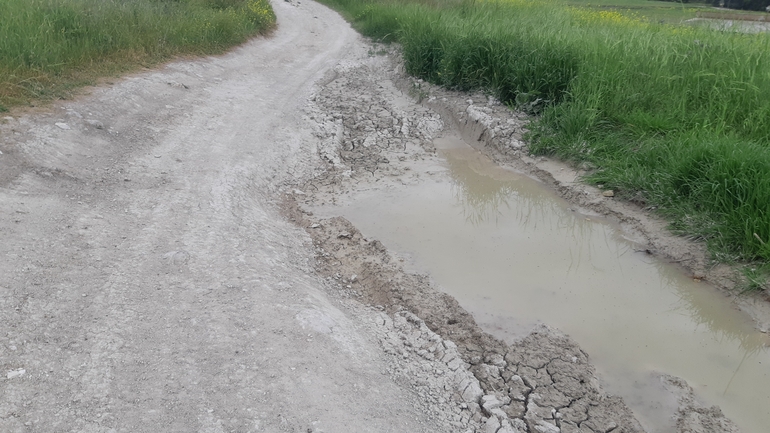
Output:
[[313, 136, 770, 433]]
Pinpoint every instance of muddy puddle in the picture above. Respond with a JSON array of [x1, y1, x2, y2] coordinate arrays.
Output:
[[312, 136, 770, 433]]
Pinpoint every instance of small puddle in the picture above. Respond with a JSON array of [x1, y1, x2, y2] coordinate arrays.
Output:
[[312, 136, 770, 433]]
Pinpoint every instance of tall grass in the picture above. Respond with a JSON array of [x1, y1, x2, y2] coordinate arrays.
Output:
[[319, 0, 770, 266], [0, 0, 275, 108]]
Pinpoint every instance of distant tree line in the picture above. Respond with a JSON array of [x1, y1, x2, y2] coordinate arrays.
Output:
[[656, 0, 770, 11]]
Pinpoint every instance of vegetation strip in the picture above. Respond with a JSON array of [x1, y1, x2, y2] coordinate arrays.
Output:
[[0, 0, 276, 110], [319, 0, 770, 281]]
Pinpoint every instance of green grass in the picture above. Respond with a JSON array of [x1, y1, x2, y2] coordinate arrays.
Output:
[[0, 0, 276, 108], [318, 0, 770, 278]]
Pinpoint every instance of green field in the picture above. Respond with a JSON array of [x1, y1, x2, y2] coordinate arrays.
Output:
[[321, 0, 770, 285], [0, 0, 276, 111]]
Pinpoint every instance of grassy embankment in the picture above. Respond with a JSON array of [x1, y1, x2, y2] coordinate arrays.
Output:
[[321, 0, 770, 288], [0, 0, 276, 111]]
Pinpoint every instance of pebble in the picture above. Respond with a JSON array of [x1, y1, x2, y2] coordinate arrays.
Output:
[[447, 358, 462, 371], [602, 190, 615, 197], [6, 368, 26, 379], [55, 122, 70, 130], [498, 424, 519, 433], [532, 420, 560, 433]]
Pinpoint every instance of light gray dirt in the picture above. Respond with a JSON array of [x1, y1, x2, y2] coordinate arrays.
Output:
[[0, 1, 746, 433]]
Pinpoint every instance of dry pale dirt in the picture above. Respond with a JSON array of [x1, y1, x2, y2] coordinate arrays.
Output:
[[0, 0, 754, 432]]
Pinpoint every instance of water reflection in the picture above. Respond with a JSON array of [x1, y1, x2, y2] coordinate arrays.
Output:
[[442, 147, 632, 278], [646, 258, 770, 354], [444, 149, 539, 226]]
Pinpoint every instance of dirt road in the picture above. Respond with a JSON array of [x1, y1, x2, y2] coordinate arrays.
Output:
[[0, 2, 453, 431], [0, 1, 746, 432]]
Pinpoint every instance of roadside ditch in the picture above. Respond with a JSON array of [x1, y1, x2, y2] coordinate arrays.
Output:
[[281, 43, 754, 432]]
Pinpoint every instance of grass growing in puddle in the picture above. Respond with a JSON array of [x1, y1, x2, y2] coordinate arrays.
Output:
[[318, 0, 770, 282]]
